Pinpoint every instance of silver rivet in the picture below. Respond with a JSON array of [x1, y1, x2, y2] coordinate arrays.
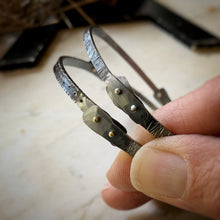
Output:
[[114, 88, 121, 95], [92, 116, 100, 123], [108, 131, 115, 137], [131, 105, 137, 111]]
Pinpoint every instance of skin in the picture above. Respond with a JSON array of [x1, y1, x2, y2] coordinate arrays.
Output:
[[101, 75, 220, 219]]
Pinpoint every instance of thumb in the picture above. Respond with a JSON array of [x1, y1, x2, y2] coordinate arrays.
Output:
[[130, 135, 220, 219]]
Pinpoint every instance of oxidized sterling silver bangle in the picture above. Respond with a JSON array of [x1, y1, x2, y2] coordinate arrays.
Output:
[[83, 26, 171, 105], [53, 56, 141, 157], [83, 26, 173, 137]]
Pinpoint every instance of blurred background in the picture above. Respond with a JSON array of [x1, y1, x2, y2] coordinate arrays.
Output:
[[0, 0, 219, 219]]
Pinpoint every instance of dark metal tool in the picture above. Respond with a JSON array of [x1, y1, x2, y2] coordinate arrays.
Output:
[[0, 24, 61, 70], [135, 0, 220, 49], [1, 0, 219, 70]]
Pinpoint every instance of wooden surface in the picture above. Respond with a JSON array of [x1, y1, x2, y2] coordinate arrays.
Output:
[[0, 1, 220, 219]]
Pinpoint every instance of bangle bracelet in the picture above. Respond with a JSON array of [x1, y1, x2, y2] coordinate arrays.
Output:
[[53, 56, 142, 157], [83, 26, 171, 105], [83, 26, 172, 137]]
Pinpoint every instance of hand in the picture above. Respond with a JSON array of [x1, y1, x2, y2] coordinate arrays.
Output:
[[101, 76, 220, 219]]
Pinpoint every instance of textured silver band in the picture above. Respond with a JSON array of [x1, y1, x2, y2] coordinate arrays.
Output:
[[53, 56, 141, 157], [83, 26, 173, 138]]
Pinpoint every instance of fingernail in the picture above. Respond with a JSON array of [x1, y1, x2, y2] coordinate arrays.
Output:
[[131, 148, 187, 198]]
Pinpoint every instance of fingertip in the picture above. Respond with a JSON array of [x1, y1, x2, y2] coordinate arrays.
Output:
[[133, 125, 154, 145], [106, 150, 136, 191], [101, 183, 151, 210]]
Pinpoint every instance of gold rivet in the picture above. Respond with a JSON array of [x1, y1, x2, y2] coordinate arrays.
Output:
[[114, 88, 121, 95], [156, 92, 162, 98], [131, 105, 137, 111], [92, 116, 100, 122], [108, 131, 115, 137]]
